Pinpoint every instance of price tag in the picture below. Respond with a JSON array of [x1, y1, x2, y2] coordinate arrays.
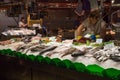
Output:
[[96, 38, 103, 44], [104, 42, 115, 50]]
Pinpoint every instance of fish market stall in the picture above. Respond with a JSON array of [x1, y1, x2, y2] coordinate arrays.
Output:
[[0, 35, 120, 80]]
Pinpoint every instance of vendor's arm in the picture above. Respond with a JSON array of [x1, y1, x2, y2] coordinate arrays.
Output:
[[100, 21, 106, 39], [76, 24, 84, 36], [19, 22, 28, 27]]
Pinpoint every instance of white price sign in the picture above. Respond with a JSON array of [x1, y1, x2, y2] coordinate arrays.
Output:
[[104, 42, 115, 50], [96, 38, 103, 44]]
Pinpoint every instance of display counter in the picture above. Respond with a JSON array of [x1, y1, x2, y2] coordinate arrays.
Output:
[[0, 51, 113, 80], [0, 43, 120, 80], [0, 39, 120, 80]]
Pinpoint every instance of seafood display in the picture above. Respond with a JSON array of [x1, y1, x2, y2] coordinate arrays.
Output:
[[2, 28, 35, 36], [94, 47, 120, 62], [13, 39, 120, 63], [1, 34, 120, 66]]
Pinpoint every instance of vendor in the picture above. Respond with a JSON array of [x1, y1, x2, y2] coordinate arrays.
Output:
[[75, 10, 106, 39], [19, 17, 28, 28]]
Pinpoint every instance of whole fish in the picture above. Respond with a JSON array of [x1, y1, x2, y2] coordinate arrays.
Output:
[[24, 44, 46, 53], [46, 51, 58, 57], [39, 46, 57, 55], [71, 49, 85, 57], [61, 47, 76, 57], [30, 45, 47, 52], [45, 46, 71, 57], [110, 55, 120, 62], [16, 45, 26, 52]]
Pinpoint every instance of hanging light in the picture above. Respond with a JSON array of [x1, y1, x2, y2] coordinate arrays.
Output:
[[112, 0, 115, 3]]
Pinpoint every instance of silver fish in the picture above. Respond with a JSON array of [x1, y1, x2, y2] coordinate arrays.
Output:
[[61, 47, 76, 57], [30, 45, 47, 52], [39, 46, 57, 55], [71, 49, 85, 57]]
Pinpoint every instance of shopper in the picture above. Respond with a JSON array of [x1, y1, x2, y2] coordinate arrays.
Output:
[[19, 17, 28, 28], [75, 10, 106, 39]]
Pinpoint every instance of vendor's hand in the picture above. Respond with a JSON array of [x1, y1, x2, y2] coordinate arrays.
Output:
[[25, 24, 28, 26]]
